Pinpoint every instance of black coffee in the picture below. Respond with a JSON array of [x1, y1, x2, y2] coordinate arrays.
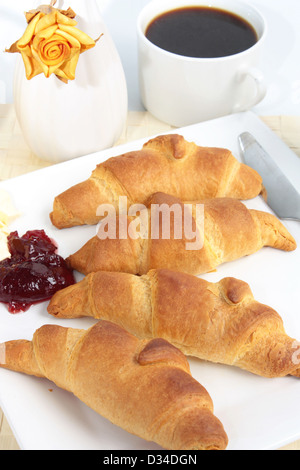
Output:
[[145, 7, 258, 58]]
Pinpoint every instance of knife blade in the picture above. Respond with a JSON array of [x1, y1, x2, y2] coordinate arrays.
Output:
[[238, 132, 300, 221]]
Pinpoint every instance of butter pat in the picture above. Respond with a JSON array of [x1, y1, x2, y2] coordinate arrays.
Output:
[[0, 189, 20, 225], [0, 189, 21, 261]]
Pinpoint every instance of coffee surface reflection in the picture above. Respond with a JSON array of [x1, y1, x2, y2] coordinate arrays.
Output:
[[145, 7, 258, 58]]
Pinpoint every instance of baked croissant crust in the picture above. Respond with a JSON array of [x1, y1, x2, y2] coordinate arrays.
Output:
[[0, 321, 228, 450], [48, 269, 300, 378], [67, 194, 296, 276], [50, 134, 263, 229]]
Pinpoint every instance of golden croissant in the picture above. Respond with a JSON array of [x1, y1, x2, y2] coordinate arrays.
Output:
[[0, 321, 228, 450], [50, 134, 263, 229], [48, 269, 300, 378], [67, 194, 296, 276]]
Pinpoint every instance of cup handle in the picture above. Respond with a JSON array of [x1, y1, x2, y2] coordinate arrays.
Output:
[[233, 67, 266, 113]]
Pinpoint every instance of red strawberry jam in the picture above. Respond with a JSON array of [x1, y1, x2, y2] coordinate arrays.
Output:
[[0, 230, 75, 313]]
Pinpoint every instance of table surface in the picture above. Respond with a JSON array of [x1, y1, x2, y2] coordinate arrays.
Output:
[[0, 104, 300, 450]]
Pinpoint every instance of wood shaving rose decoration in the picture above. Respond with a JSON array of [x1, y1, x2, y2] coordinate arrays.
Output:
[[6, 0, 103, 83]]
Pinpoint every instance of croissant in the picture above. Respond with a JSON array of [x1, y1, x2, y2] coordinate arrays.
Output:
[[67, 193, 296, 276], [0, 321, 228, 450], [50, 134, 263, 229], [48, 269, 300, 378]]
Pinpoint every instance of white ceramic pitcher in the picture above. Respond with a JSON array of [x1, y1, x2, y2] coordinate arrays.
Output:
[[13, 0, 128, 162]]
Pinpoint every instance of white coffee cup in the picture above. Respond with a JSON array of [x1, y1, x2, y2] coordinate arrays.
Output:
[[137, 0, 267, 127]]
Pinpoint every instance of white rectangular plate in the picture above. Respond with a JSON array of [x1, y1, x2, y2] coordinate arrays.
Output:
[[0, 111, 299, 450]]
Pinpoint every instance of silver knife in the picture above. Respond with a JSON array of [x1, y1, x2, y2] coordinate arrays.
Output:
[[238, 132, 300, 221]]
